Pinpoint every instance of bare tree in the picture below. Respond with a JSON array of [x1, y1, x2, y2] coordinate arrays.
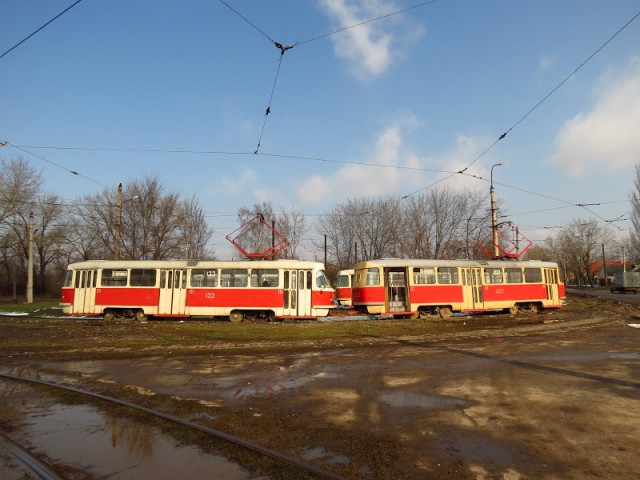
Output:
[[316, 196, 401, 266], [70, 174, 213, 261], [179, 195, 215, 259], [0, 156, 42, 224], [234, 201, 276, 258], [315, 202, 357, 268], [277, 206, 306, 259], [556, 219, 610, 286], [0, 157, 43, 295]]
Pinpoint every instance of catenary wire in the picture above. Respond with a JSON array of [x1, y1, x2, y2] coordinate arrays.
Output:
[[404, 6, 640, 197], [5, 142, 111, 189], [6, 141, 629, 224], [0, 0, 84, 62], [296, 0, 441, 47]]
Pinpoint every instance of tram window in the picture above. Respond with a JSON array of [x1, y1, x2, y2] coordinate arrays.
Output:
[[250, 269, 278, 287], [307, 271, 312, 289], [130, 269, 157, 287], [284, 271, 289, 289], [335, 275, 349, 287], [221, 269, 248, 287], [299, 271, 305, 290], [437, 267, 459, 284], [413, 267, 436, 285], [365, 268, 380, 286], [484, 268, 503, 284], [64, 271, 73, 288], [191, 269, 217, 287], [316, 270, 330, 288], [524, 268, 542, 283], [101, 269, 128, 286], [505, 268, 523, 283]]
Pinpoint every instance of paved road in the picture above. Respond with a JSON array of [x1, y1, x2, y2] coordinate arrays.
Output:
[[568, 286, 640, 306]]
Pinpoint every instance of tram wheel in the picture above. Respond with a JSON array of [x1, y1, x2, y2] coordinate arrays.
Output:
[[135, 310, 148, 322], [438, 306, 452, 319], [509, 305, 519, 315], [103, 311, 115, 322], [229, 310, 244, 323], [529, 303, 540, 314]]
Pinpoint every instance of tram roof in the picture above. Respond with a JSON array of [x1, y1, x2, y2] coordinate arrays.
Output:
[[353, 258, 559, 269], [67, 259, 327, 270]]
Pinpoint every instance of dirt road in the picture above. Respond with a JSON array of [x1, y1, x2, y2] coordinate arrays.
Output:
[[1, 294, 640, 479]]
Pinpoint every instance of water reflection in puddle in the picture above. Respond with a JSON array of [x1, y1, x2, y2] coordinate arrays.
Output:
[[17, 402, 251, 479], [379, 391, 472, 410]]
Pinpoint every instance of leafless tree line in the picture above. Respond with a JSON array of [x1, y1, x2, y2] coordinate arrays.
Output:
[[315, 189, 495, 269], [0, 157, 213, 297], [1, 155, 638, 297]]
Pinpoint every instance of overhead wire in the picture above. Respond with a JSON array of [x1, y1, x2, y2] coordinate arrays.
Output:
[[0, 0, 84, 62], [3, 4, 636, 239], [295, 0, 441, 47], [5, 142, 111, 189], [403, 6, 640, 197], [6, 141, 630, 224], [217, 0, 441, 153]]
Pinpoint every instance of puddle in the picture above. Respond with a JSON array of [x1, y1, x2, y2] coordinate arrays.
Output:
[[379, 391, 472, 410], [14, 401, 252, 479], [46, 354, 343, 400]]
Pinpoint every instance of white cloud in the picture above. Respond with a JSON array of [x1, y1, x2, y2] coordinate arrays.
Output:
[[538, 55, 557, 73], [217, 166, 258, 195], [551, 57, 640, 177], [318, 0, 425, 79], [294, 115, 490, 206]]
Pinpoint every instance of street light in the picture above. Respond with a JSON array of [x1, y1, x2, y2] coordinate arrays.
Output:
[[490, 163, 503, 259], [114, 183, 140, 260]]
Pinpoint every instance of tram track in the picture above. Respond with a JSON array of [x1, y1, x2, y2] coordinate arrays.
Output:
[[0, 372, 345, 480], [0, 430, 67, 480]]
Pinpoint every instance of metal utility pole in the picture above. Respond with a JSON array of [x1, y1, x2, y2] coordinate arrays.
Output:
[[27, 212, 34, 304], [114, 183, 123, 260], [490, 163, 503, 259]]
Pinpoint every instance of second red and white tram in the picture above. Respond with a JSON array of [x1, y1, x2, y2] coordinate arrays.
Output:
[[61, 259, 335, 322], [352, 258, 565, 318], [334, 269, 354, 306]]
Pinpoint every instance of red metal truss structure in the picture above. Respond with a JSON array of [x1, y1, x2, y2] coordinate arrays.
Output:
[[226, 213, 289, 260], [477, 222, 532, 260]]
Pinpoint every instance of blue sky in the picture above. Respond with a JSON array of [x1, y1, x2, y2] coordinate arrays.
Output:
[[2, 0, 640, 260]]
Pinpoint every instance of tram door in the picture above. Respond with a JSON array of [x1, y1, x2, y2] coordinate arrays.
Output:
[[463, 268, 484, 310], [385, 268, 408, 312], [158, 269, 187, 315], [283, 269, 312, 316], [73, 269, 97, 314], [544, 268, 559, 305]]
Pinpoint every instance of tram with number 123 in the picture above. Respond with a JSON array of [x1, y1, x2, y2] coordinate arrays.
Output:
[[61, 259, 335, 322]]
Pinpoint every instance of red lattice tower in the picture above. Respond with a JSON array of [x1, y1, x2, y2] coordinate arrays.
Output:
[[477, 223, 532, 260], [226, 214, 289, 259]]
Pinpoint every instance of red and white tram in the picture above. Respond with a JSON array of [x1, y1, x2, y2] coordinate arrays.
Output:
[[352, 259, 565, 318], [61, 259, 335, 322], [334, 269, 354, 306]]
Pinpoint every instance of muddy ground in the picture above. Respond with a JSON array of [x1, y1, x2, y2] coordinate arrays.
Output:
[[1, 293, 640, 479]]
